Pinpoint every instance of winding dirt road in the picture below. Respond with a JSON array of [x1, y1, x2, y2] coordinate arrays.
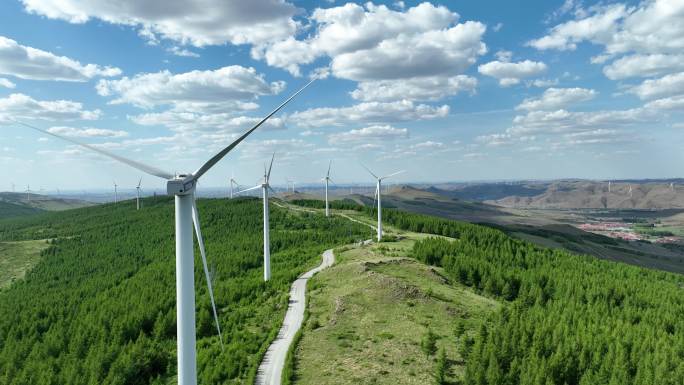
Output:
[[255, 249, 335, 385]]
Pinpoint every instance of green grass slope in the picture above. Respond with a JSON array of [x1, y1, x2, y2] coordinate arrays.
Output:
[[0, 196, 369, 385], [0, 239, 49, 288], [292, 230, 498, 385]]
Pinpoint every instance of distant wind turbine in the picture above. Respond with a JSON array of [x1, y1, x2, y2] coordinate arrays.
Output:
[[11, 78, 314, 385], [236, 154, 276, 281], [322, 160, 333, 217], [285, 178, 296, 193], [113, 181, 118, 204], [136, 177, 142, 210], [25, 185, 30, 202], [362, 165, 405, 241], [229, 172, 239, 199]]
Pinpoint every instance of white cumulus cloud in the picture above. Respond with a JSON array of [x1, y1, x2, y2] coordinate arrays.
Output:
[[0, 77, 15, 88], [628, 72, 684, 100], [328, 124, 408, 143], [20, 0, 297, 47], [47, 126, 129, 138], [603, 54, 684, 80], [291, 100, 449, 128], [478, 60, 547, 86], [517, 88, 597, 111], [0, 35, 121, 81], [96, 66, 283, 110], [0, 93, 101, 122], [350, 75, 477, 102]]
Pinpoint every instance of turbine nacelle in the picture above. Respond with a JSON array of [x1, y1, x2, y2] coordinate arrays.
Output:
[[167, 175, 196, 196]]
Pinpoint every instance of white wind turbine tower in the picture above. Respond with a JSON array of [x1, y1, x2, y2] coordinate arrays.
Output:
[[229, 171, 239, 199], [113, 181, 118, 203], [136, 177, 142, 210], [629, 185, 633, 198], [12, 78, 314, 385], [25, 185, 30, 202], [235, 154, 276, 281], [286, 178, 296, 193], [362, 165, 405, 242], [322, 160, 333, 217]]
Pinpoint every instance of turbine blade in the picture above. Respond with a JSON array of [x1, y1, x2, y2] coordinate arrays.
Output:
[[235, 185, 261, 194], [361, 163, 378, 179], [327, 160, 332, 178], [267, 153, 275, 181], [191, 198, 224, 349], [137, 177, 142, 188], [268, 185, 277, 196], [11, 120, 174, 180], [380, 170, 405, 180], [192, 79, 316, 179]]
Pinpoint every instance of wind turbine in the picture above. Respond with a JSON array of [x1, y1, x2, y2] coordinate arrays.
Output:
[[25, 185, 30, 202], [235, 154, 276, 281], [322, 160, 333, 217], [362, 165, 405, 242], [229, 172, 239, 199], [136, 177, 142, 210], [113, 181, 118, 204], [285, 178, 296, 193], [11, 78, 314, 385]]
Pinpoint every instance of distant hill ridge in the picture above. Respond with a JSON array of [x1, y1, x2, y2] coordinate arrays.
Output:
[[0, 192, 93, 217], [486, 180, 684, 209]]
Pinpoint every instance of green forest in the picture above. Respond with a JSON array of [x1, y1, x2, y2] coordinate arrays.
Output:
[[387, 209, 684, 385], [3, 197, 684, 384], [0, 196, 368, 385]]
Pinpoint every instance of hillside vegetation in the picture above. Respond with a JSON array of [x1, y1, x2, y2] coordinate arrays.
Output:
[[0, 196, 368, 385], [382, 209, 684, 384], [0, 200, 44, 218], [283, 202, 684, 384]]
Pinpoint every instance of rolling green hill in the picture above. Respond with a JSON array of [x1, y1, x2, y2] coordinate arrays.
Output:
[[4, 196, 684, 384], [0, 200, 44, 218], [0, 196, 369, 385]]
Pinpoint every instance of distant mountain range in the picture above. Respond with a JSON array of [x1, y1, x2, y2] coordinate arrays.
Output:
[[474, 180, 684, 209]]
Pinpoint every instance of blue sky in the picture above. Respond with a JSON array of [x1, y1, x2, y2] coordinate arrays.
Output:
[[0, 0, 683, 191]]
